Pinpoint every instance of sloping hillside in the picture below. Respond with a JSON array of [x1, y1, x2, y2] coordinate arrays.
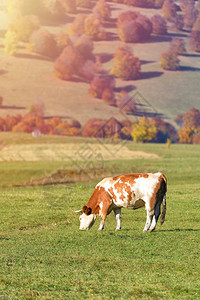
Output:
[[0, 2, 200, 126]]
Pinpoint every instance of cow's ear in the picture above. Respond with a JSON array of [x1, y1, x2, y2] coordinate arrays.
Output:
[[82, 205, 92, 215], [82, 205, 88, 214]]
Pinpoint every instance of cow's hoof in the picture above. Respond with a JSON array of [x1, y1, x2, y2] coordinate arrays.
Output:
[[115, 228, 121, 231]]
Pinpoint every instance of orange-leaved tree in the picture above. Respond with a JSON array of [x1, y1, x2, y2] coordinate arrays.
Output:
[[111, 45, 141, 80]]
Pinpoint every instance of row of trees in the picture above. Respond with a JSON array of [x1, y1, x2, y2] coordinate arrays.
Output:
[[0, 113, 177, 143], [0, 106, 199, 143]]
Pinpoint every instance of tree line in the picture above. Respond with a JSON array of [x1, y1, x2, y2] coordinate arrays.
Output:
[[0, 104, 199, 144]]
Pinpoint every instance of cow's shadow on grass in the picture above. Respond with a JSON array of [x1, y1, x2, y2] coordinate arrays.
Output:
[[0, 237, 10, 240], [159, 228, 200, 232]]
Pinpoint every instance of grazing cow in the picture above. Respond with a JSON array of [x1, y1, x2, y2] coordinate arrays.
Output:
[[75, 172, 167, 232]]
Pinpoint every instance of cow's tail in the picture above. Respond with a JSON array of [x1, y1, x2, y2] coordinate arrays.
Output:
[[160, 174, 167, 225]]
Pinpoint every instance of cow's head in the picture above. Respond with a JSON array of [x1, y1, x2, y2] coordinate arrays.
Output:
[[76, 205, 97, 230]]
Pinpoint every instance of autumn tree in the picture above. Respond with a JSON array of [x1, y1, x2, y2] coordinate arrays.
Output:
[[162, 0, 177, 21], [111, 45, 141, 80], [55, 31, 73, 55], [183, 4, 198, 30], [190, 30, 200, 52], [29, 29, 58, 58], [89, 75, 115, 99], [81, 118, 106, 137], [93, 0, 111, 21], [151, 14, 167, 35], [29, 99, 45, 117], [160, 50, 180, 70], [117, 11, 152, 43], [169, 38, 186, 55], [9, 15, 40, 42], [54, 45, 82, 80], [116, 90, 136, 114], [74, 34, 94, 60], [4, 30, 19, 55], [84, 14, 107, 40], [171, 14, 184, 31], [131, 117, 158, 143], [151, 117, 178, 142], [68, 14, 86, 36], [102, 88, 116, 106], [178, 107, 200, 143]]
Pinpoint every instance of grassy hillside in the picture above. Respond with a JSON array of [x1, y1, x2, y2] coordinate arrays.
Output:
[[0, 136, 199, 299], [0, 2, 200, 126]]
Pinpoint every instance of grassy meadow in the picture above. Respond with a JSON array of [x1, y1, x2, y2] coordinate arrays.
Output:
[[0, 133, 200, 299]]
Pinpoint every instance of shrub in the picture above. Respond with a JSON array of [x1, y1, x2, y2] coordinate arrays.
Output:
[[171, 14, 184, 31], [102, 88, 116, 106], [4, 30, 19, 55], [190, 30, 200, 52], [111, 46, 141, 80], [116, 90, 136, 113], [12, 114, 48, 134], [117, 11, 152, 43], [151, 117, 178, 142], [160, 50, 180, 70], [55, 31, 73, 54], [29, 29, 58, 58], [9, 15, 40, 42], [4, 114, 22, 131], [74, 34, 94, 59], [84, 14, 107, 40], [131, 117, 158, 143], [151, 14, 167, 35], [183, 4, 198, 30], [169, 38, 186, 55], [81, 118, 106, 137], [68, 14, 87, 36], [93, 0, 111, 21], [79, 60, 98, 81], [89, 75, 115, 98], [54, 45, 82, 80], [162, 0, 177, 21]]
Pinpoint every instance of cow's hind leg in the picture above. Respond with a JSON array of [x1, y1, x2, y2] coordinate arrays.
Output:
[[149, 203, 161, 232], [114, 208, 121, 231], [143, 211, 153, 232]]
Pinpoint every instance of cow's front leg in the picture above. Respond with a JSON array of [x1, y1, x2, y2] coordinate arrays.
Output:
[[98, 216, 106, 231], [114, 208, 121, 230]]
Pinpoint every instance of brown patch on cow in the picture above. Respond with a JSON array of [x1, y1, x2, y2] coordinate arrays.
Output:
[[113, 173, 149, 181], [86, 186, 112, 216]]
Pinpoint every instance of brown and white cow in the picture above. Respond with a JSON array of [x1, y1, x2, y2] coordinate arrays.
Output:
[[76, 172, 167, 232]]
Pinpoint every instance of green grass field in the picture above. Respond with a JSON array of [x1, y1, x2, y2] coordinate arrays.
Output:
[[0, 134, 199, 299]]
